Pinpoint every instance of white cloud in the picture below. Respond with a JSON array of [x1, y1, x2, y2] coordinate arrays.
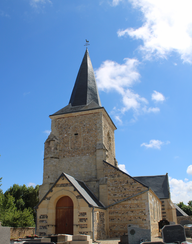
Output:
[[121, 89, 148, 115], [117, 0, 192, 63], [187, 165, 192, 175], [142, 106, 160, 113], [30, 0, 51, 8], [115, 115, 123, 124], [112, 0, 123, 6], [141, 139, 170, 149], [119, 164, 129, 174], [152, 90, 165, 102], [95, 58, 159, 119], [96, 58, 140, 93], [44, 130, 51, 135], [169, 177, 192, 204], [28, 182, 36, 187]]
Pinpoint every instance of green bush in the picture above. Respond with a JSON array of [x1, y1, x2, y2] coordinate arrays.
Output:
[[0, 179, 38, 227]]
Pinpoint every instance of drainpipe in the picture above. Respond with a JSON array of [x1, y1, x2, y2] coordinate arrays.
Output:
[[35, 209, 37, 235], [92, 207, 95, 241]]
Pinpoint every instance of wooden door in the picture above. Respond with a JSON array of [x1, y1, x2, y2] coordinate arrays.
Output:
[[55, 196, 73, 234]]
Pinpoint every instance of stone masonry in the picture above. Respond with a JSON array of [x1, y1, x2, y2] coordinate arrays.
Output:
[[102, 162, 162, 237], [39, 108, 116, 200]]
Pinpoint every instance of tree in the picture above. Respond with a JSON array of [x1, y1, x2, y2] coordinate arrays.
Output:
[[177, 201, 192, 216], [188, 201, 192, 207], [0, 177, 3, 220], [0, 182, 39, 227], [4, 184, 39, 220], [2, 207, 35, 227]]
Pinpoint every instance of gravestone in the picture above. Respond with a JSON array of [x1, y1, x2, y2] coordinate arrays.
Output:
[[162, 224, 186, 244], [71, 234, 92, 244], [14, 237, 52, 243], [20, 238, 43, 242], [23, 242, 54, 244], [142, 242, 164, 244], [184, 225, 192, 238], [50, 234, 72, 243], [41, 238, 52, 242], [128, 225, 151, 244], [0, 222, 10, 244], [118, 234, 128, 244]]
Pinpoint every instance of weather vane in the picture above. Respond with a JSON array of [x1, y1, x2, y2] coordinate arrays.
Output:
[[84, 39, 90, 48]]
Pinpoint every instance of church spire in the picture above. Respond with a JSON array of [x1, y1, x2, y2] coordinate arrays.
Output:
[[50, 49, 102, 117], [69, 49, 101, 107]]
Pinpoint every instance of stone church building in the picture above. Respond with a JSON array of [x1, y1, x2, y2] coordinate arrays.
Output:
[[36, 49, 177, 239]]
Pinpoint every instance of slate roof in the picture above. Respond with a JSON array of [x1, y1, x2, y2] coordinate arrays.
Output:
[[174, 203, 188, 216], [35, 172, 104, 209], [51, 49, 101, 116], [64, 173, 104, 208], [134, 174, 170, 199], [50, 101, 102, 116]]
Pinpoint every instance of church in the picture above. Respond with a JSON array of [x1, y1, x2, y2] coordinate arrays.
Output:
[[35, 49, 177, 240]]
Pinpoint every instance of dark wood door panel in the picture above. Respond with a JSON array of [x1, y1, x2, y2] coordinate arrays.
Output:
[[56, 196, 73, 234]]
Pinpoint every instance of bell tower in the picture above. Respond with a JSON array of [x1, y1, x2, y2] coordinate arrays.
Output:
[[39, 49, 117, 200]]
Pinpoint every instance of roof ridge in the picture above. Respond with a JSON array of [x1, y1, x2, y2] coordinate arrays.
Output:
[[103, 160, 149, 189], [36, 172, 105, 209], [134, 174, 167, 178]]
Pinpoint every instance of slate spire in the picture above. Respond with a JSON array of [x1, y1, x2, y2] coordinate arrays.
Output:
[[50, 49, 102, 117], [69, 49, 101, 107]]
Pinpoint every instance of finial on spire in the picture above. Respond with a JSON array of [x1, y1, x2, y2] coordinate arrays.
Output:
[[84, 39, 90, 49]]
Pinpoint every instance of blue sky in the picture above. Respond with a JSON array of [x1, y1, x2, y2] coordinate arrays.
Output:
[[1, 0, 192, 203]]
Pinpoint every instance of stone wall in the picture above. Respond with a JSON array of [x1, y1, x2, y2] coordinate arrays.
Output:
[[108, 193, 150, 238], [103, 162, 151, 237], [78, 211, 90, 236], [103, 162, 147, 205], [102, 114, 116, 166], [40, 108, 116, 201], [148, 190, 162, 236], [10, 227, 35, 239], [161, 199, 177, 224], [177, 216, 192, 226], [43, 111, 101, 184], [94, 210, 106, 240]]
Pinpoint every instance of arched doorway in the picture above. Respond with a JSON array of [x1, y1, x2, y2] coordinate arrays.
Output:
[[55, 196, 73, 234], [158, 219, 169, 231]]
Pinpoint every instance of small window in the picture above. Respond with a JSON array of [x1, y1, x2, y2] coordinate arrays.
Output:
[[74, 133, 78, 136]]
